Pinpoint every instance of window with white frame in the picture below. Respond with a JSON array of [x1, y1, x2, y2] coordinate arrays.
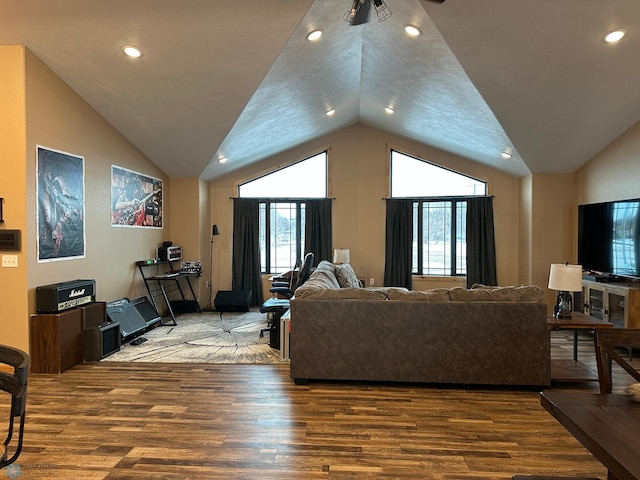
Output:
[[238, 151, 328, 274], [390, 150, 486, 276]]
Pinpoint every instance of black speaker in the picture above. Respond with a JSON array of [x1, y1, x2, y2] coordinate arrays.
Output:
[[85, 322, 121, 361], [106, 297, 161, 340], [79, 302, 121, 360], [214, 290, 252, 312]]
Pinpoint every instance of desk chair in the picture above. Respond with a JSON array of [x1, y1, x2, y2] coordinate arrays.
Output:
[[260, 253, 314, 347], [270, 252, 314, 299], [0, 344, 30, 468], [269, 260, 301, 299], [595, 328, 640, 394]]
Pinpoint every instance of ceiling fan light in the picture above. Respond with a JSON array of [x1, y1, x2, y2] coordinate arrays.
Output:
[[603, 28, 626, 43], [404, 25, 421, 37]]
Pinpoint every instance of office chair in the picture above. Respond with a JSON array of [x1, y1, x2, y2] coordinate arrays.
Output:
[[0, 344, 30, 468], [269, 259, 301, 299], [260, 252, 315, 347], [270, 252, 314, 299], [595, 328, 640, 394]]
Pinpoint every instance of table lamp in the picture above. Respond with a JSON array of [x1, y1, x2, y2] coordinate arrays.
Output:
[[548, 262, 583, 318], [333, 248, 350, 264]]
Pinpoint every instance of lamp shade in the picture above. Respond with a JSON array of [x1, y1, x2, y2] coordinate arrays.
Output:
[[333, 248, 350, 264], [548, 263, 583, 292]]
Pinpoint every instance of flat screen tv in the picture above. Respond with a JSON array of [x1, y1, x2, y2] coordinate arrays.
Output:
[[578, 198, 640, 279]]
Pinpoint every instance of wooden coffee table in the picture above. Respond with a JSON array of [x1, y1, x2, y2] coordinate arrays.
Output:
[[547, 311, 613, 383]]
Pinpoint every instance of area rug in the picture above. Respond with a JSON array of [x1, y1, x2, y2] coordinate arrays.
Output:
[[102, 309, 283, 364]]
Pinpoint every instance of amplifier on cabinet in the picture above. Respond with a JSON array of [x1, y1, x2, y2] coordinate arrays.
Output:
[[36, 279, 96, 313]]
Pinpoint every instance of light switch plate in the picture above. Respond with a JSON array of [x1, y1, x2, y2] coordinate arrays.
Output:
[[1, 255, 18, 267]]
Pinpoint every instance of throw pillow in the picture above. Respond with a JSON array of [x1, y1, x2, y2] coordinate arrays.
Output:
[[334, 263, 361, 288]]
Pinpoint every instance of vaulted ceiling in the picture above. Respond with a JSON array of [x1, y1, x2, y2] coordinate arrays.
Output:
[[2, 0, 639, 180]]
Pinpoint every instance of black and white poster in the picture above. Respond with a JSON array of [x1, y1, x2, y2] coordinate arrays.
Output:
[[36, 146, 85, 262], [110, 165, 163, 228]]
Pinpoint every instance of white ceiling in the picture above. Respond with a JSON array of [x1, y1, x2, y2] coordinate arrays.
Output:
[[2, 0, 639, 181]]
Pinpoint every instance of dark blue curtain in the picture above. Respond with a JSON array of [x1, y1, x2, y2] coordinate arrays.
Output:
[[232, 198, 263, 306], [383, 199, 413, 289], [466, 196, 497, 288]]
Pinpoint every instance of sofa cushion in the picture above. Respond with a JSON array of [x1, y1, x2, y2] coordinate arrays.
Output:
[[294, 287, 387, 301], [387, 288, 451, 302], [334, 263, 361, 288], [448, 285, 544, 303], [299, 260, 341, 291]]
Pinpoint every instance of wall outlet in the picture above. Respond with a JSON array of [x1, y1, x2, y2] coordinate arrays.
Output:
[[205, 280, 211, 288], [369, 277, 374, 287], [2, 255, 18, 268]]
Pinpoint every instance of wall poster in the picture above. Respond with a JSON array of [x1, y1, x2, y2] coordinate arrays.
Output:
[[36, 145, 85, 262], [110, 165, 163, 228]]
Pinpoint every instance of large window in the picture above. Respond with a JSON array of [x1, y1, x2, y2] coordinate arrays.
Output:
[[239, 152, 327, 274], [390, 150, 486, 276]]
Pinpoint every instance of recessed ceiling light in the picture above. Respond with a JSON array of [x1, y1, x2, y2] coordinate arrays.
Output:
[[404, 25, 421, 37], [326, 108, 336, 116], [307, 30, 322, 41], [603, 28, 626, 43], [501, 151, 512, 160], [122, 45, 142, 58], [218, 157, 228, 164], [385, 106, 395, 114]]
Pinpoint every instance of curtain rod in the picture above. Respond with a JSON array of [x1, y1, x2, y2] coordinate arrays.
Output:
[[229, 197, 336, 200], [381, 195, 495, 201]]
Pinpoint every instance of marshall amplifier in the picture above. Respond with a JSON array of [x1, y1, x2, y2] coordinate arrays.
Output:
[[36, 279, 96, 313]]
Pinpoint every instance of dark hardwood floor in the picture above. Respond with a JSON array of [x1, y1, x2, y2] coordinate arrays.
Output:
[[5, 330, 637, 479]]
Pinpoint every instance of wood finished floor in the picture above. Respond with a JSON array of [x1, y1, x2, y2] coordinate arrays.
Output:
[[6, 331, 638, 479]]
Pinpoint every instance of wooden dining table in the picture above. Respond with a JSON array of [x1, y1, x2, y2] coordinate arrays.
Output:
[[540, 391, 640, 480]]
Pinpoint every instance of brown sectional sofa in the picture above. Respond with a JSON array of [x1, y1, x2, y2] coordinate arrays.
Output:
[[289, 261, 551, 387]]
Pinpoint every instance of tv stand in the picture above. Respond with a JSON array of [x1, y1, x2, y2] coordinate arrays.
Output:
[[582, 279, 640, 328]]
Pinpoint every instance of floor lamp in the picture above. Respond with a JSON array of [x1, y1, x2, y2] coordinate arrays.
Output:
[[206, 224, 220, 311]]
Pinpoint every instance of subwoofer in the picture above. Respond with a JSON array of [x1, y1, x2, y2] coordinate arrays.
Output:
[[214, 290, 252, 312], [78, 302, 121, 361]]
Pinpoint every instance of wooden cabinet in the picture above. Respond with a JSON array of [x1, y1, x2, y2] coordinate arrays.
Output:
[[30, 308, 84, 373], [582, 280, 640, 328]]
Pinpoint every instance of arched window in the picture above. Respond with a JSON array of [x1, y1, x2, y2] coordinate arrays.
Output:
[[390, 150, 487, 276], [239, 151, 328, 273]]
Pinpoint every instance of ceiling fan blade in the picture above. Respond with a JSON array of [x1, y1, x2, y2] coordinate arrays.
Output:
[[344, 0, 371, 25], [352, 0, 371, 25], [372, 0, 392, 22]]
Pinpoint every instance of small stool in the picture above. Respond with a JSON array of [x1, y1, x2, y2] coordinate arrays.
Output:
[[259, 298, 290, 349]]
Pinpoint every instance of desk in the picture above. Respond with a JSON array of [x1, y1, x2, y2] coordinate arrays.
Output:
[[540, 391, 640, 480], [136, 260, 200, 325], [547, 312, 613, 383]]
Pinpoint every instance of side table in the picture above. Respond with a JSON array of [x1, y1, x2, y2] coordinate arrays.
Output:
[[547, 311, 613, 383]]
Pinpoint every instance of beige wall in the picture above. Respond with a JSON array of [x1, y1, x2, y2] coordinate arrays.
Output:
[[1, 46, 169, 353], [0, 46, 29, 351], [575, 120, 640, 205], [210, 124, 526, 300]]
